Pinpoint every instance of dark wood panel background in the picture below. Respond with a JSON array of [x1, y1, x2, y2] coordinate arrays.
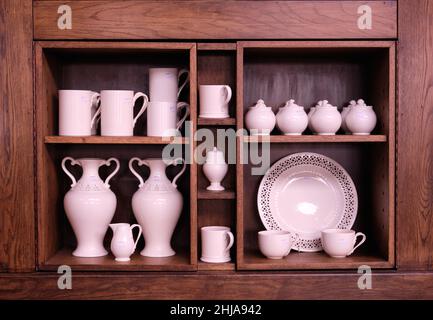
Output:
[[0, 0, 35, 272], [397, 0, 433, 270], [33, 1, 397, 40]]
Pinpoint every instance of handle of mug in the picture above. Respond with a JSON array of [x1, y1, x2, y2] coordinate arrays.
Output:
[[129, 157, 146, 188], [132, 92, 149, 127], [348, 232, 367, 256], [61, 157, 79, 187], [103, 157, 120, 188], [177, 69, 190, 98], [225, 231, 234, 252], [90, 93, 101, 129], [223, 85, 232, 106], [130, 224, 143, 252], [168, 158, 186, 188], [176, 102, 190, 130]]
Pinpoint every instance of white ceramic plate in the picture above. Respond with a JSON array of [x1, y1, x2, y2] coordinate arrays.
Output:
[[257, 152, 358, 252]]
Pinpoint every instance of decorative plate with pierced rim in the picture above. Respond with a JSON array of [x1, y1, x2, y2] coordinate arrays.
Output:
[[257, 152, 358, 252]]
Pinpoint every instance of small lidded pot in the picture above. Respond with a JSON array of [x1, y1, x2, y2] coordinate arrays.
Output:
[[310, 100, 342, 135], [276, 99, 308, 135], [245, 99, 276, 135], [341, 100, 356, 134], [345, 99, 377, 135], [203, 147, 228, 191]]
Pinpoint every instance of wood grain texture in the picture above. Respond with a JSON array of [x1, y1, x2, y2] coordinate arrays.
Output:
[[241, 251, 392, 270], [0, 0, 35, 272], [243, 135, 387, 143], [40, 248, 195, 271], [198, 190, 236, 200], [45, 136, 188, 144], [2, 272, 433, 299], [397, 0, 433, 270], [197, 118, 236, 126], [33, 1, 397, 40]]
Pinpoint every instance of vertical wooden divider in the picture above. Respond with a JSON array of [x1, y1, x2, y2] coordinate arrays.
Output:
[[236, 43, 244, 267], [189, 44, 198, 266]]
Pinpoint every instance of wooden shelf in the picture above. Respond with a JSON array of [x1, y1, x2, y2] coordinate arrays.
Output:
[[44, 136, 188, 144], [197, 118, 236, 126], [198, 190, 236, 200], [243, 135, 387, 143], [240, 251, 392, 270], [198, 262, 235, 271], [40, 248, 194, 271]]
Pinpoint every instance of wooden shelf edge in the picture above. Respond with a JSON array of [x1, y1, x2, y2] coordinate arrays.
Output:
[[198, 262, 236, 271], [239, 251, 392, 270], [40, 249, 195, 271], [197, 118, 236, 126], [198, 190, 236, 200], [44, 136, 188, 144], [243, 135, 387, 143]]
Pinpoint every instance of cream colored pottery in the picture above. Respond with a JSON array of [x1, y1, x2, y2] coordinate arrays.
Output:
[[276, 99, 308, 135], [110, 223, 142, 262], [345, 99, 377, 135], [321, 229, 366, 258], [341, 100, 356, 134], [62, 157, 120, 257], [129, 158, 186, 257], [203, 147, 228, 191], [310, 100, 342, 135], [245, 99, 276, 135]]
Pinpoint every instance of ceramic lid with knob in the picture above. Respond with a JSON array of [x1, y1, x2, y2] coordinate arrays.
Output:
[[205, 147, 226, 164], [354, 99, 373, 108], [317, 100, 336, 108], [250, 99, 269, 109], [279, 99, 304, 110]]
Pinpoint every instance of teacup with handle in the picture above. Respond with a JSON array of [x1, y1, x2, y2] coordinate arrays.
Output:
[[321, 229, 366, 258]]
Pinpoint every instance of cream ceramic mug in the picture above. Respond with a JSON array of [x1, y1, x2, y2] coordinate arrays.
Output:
[[146, 101, 190, 137], [100, 90, 148, 136], [321, 229, 366, 258], [201, 226, 234, 263], [59, 90, 101, 136], [149, 68, 189, 102], [199, 85, 232, 118], [258, 230, 299, 259]]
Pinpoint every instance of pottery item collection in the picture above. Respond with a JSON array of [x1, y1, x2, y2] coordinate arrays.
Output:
[[147, 101, 190, 137], [199, 85, 232, 119], [258, 230, 299, 259], [345, 99, 377, 135], [245, 98, 377, 136], [321, 229, 366, 258], [62, 157, 120, 257], [257, 152, 358, 253], [59, 90, 101, 136], [129, 157, 186, 257], [110, 223, 142, 261], [245, 99, 276, 135], [203, 147, 228, 191], [149, 68, 189, 102], [100, 90, 149, 136], [276, 99, 308, 135], [309, 100, 342, 135], [201, 226, 234, 263]]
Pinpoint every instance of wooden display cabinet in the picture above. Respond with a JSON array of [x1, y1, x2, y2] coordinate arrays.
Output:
[[236, 41, 395, 270], [35, 42, 198, 271], [3, 0, 433, 300]]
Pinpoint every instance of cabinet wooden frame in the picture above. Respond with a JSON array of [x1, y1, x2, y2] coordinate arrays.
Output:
[[236, 41, 395, 270], [35, 41, 198, 271]]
